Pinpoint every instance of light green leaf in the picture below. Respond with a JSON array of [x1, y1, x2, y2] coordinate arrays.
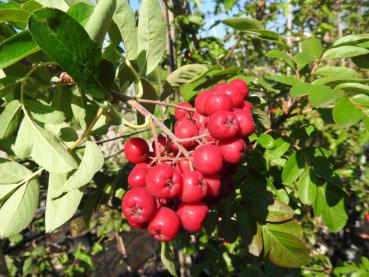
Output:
[[266, 200, 294, 223], [67, 2, 94, 26], [302, 37, 323, 61], [0, 31, 40, 69], [161, 243, 178, 277], [350, 94, 369, 107], [24, 99, 65, 124], [36, 0, 69, 11], [85, 0, 116, 46], [308, 85, 337, 108], [0, 161, 32, 185], [322, 46, 369, 60], [264, 138, 290, 160], [332, 97, 362, 127], [312, 76, 369, 86], [315, 66, 359, 77], [0, 100, 21, 139], [0, 172, 39, 237], [257, 133, 274, 149], [266, 50, 295, 68], [334, 83, 369, 94], [45, 173, 83, 232], [0, 8, 31, 23], [282, 152, 305, 186], [113, 0, 138, 60], [137, 0, 166, 75], [290, 82, 312, 98], [167, 64, 209, 88], [333, 34, 369, 47], [362, 112, 369, 131], [0, 76, 20, 98], [28, 8, 113, 99], [294, 52, 313, 70], [222, 17, 264, 31], [12, 114, 78, 173], [297, 169, 316, 205], [57, 142, 103, 196]]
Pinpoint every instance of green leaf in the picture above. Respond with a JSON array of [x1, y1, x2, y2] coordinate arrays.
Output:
[[253, 108, 271, 129], [334, 83, 369, 94], [282, 151, 305, 186], [267, 75, 301, 87], [266, 200, 294, 223], [0, 31, 40, 69], [332, 97, 362, 127], [22, 1, 43, 12], [0, 170, 39, 237], [0, 161, 33, 185], [290, 82, 312, 98], [333, 34, 369, 47], [263, 229, 310, 268], [28, 8, 112, 99], [301, 37, 323, 61], [56, 142, 104, 196], [113, 0, 138, 60], [35, 0, 68, 11], [315, 66, 359, 77], [322, 46, 369, 60], [266, 50, 295, 68], [350, 94, 369, 107], [264, 138, 290, 160], [45, 173, 83, 232], [85, 0, 116, 46], [24, 99, 65, 124], [67, 2, 94, 26], [222, 17, 264, 31], [0, 76, 20, 98], [0, 8, 31, 23], [294, 52, 313, 70], [313, 183, 348, 232], [0, 100, 21, 139], [363, 112, 369, 131], [137, 0, 166, 75], [167, 64, 209, 88], [161, 243, 178, 277], [352, 54, 369, 69], [308, 85, 337, 108], [12, 114, 78, 173], [257, 133, 274, 149], [297, 169, 316, 205], [312, 76, 369, 86]]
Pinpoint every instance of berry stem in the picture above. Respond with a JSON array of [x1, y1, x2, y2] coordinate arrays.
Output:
[[150, 118, 161, 161], [137, 98, 196, 112], [177, 133, 208, 142]]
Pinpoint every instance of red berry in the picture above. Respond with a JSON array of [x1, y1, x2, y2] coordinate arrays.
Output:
[[204, 92, 233, 115], [122, 187, 156, 224], [233, 109, 255, 137], [224, 85, 246, 108], [146, 164, 182, 198], [148, 207, 181, 242], [193, 112, 208, 130], [214, 82, 228, 92], [127, 219, 146, 229], [128, 165, 148, 187], [176, 159, 192, 173], [207, 110, 240, 140], [204, 175, 221, 198], [229, 79, 249, 98], [195, 90, 212, 115], [174, 102, 193, 120], [174, 118, 199, 149], [241, 101, 253, 111], [177, 203, 209, 232], [179, 171, 208, 203], [124, 138, 149, 164], [219, 138, 247, 164], [193, 144, 223, 175]]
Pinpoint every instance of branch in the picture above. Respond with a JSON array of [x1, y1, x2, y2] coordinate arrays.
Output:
[[137, 98, 196, 112]]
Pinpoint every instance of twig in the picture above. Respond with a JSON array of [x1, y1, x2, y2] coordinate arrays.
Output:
[[137, 98, 196, 112], [150, 117, 161, 161], [177, 133, 208, 142], [115, 231, 132, 271], [224, 36, 242, 60]]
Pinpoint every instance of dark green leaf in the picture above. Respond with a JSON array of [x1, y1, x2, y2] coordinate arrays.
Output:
[[0, 31, 39, 69], [0, 76, 20, 98], [28, 8, 112, 99], [332, 96, 362, 127], [222, 17, 264, 31], [253, 108, 271, 129]]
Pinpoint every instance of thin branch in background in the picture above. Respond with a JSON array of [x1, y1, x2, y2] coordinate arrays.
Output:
[[115, 231, 132, 272]]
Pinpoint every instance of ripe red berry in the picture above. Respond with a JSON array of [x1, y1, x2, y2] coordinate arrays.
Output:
[[233, 109, 255, 137], [177, 203, 209, 232], [219, 138, 247, 164], [145, 164, 182, 198], [127, 219, 146, 229], [174, 102, 193, 120], [176, 159, 192, 173], [224, 85, 246, 108], [204, 92, 233, 115], [124, 138, 149, 164], [128, 165, 148, 187], [207, 110, 240, 140], [193, 112, 208, 130], [193, 144, 223, 175], [174, 118, 199, 149], [204, 174, 221, 198], [229, 79, 249, 98], [148, 207, 181, 242], [214, 82, 228, 92], [241, 101, 253, 111], [195, 90, 212, 115], [179, 171, 208, 203], [122, 187, 156, 224]]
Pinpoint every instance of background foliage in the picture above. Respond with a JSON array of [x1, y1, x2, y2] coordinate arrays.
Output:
[[0, 0, 368, 276]]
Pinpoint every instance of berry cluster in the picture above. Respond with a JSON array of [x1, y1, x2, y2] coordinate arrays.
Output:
[[122, 79, 255, 242]]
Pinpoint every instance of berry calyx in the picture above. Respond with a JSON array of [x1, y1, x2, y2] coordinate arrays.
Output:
[[148, 207, 181, 242]]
